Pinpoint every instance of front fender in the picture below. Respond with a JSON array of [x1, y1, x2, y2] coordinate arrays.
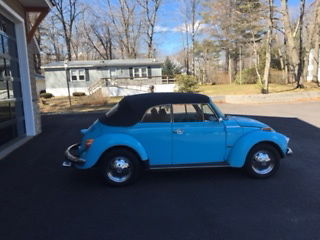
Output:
[[77, 133, 148, 169], [227, 130, 288, 167]]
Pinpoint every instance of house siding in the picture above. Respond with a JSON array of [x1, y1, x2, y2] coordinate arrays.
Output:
[[43, 61, 165, 96]]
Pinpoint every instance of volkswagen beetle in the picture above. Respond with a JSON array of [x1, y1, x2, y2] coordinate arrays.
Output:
[[64, 93, 292, 186]]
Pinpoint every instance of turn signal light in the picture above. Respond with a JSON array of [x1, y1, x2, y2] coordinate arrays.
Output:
[[84, 139, 94, 149], [261, 127, 274, 132]]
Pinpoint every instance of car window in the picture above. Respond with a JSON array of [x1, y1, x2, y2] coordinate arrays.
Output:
[[202, 104, 218, 121], [141, 104, 171, 123], [172, 104, 203, 122]]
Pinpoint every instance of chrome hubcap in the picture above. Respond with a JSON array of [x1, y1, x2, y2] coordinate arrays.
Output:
[[107, 157, 132, 183], [251, 151, 274, 175]]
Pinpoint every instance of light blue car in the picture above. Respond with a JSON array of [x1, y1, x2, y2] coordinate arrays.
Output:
[[64, 93, 292, 186]]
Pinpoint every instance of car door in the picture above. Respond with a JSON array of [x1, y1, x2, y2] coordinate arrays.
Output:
[[171, 103, 226, 165], [130, 104, 172, 166]]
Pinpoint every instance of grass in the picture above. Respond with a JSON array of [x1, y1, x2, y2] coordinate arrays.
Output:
[[198, 82, 320, 95], [39, 82, 320, 114], [39, 95, 121, 114]]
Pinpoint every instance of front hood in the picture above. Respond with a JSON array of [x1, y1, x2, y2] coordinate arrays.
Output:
[[229, 116, 268, 128]]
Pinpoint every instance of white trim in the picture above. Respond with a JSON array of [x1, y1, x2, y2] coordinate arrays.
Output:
[[16, 22, 36, 136], [70, 68, 86, 81], [133, 67, 148, 79], [0, 1, 37, 136]]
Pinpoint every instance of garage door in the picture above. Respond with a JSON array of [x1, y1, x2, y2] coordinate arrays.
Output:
[[0, 13, 25, 148]]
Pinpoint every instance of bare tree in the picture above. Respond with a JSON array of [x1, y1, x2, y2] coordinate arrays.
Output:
[[179, 0, 201, 75], [202, 0, 265, 83], [280, 0, 305, 88], [301, 1, 318, 83], [40, 14, 65, 62], [106, 0, 143, 58], [138, 0, 162, 58], [81, 8, 114, 60], [52, 0, 81, 61], [262, 0, 274, 93]]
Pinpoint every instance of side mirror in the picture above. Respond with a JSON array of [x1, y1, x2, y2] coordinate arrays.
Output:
[[218, 117, 223, 122]]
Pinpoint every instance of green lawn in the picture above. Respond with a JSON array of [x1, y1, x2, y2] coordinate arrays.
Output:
[[198, 82, 320, 95]]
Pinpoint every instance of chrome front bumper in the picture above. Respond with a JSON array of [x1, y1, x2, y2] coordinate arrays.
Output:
[[63, 143, 86, 167], [286, 147, 293, 156]]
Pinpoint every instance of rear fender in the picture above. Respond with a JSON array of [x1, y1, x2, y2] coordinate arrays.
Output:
[[77, 133, 148, 169], [227, 130, 287, 167]]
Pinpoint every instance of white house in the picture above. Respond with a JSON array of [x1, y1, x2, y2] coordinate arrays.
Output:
[[42, 58, 176, 96], [307, 49, 320, 82]]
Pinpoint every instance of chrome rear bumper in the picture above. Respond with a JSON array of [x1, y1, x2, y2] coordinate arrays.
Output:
[[63, 143, 86, 167]]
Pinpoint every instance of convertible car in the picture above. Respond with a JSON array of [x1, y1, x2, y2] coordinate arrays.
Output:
[[64, 93, 292, 186]]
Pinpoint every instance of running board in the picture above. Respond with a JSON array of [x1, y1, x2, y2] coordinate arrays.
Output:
[[149, 162, 230, 170]]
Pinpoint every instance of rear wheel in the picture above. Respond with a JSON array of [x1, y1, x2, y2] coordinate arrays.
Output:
[[244, 143, 280, 178], [100, 149, 141, 186]]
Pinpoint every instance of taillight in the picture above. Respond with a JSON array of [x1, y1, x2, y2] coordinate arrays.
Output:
[[84, 139, 94, 149]]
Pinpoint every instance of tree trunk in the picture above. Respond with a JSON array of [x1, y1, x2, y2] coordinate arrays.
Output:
[[191, 0, 196, 76], [280, 0, 302, 87], [312, 33, 319, 83], [251, 36, 262, 85], [228, 52, 233, 84], [262, 0, 273, 94], [296, 0, 306, 88]]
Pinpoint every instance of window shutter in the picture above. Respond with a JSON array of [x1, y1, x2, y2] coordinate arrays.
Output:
[[129, 67, 133, 79], [148, 66, 152, 79], [85, 69, 90, 81]]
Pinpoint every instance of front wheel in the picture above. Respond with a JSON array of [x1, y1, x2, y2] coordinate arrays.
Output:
[[100, 149, 141, 186], [244, 143, 280, 178]]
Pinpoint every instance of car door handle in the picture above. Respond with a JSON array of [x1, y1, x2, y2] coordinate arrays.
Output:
[[173, 129, 184, 135]]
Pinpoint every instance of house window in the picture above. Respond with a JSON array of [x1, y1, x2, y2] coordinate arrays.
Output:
[[79, 69, 85, 80], [134, 68, 140, 78], [70, 69, 86, 81], [141, 68, 147, 78], [133, 67, 148, 78]]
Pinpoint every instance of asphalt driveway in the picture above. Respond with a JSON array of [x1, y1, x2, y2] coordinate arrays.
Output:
[[0, 106, 320, 240]]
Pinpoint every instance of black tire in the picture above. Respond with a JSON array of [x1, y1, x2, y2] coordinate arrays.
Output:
[[244, 143, 280, 178], [100, 149, 141, 186]]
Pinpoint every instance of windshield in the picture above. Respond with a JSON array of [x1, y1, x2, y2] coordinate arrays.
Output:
[[209, 100, 225, 119]]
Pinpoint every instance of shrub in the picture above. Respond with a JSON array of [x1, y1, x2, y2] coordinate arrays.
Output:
[[72, 92, 86, 97], [40, 92, 54, 99], [235, 67, 261, 84], [176, 74, 198, 93], [39, 90, 46, 94]]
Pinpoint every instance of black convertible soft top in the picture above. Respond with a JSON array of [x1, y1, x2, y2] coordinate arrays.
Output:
[[99, 92, 210, 126]]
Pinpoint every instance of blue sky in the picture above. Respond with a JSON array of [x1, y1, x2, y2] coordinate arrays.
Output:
[[90, 0, 314, 57], [154, 0, 314, 57]]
